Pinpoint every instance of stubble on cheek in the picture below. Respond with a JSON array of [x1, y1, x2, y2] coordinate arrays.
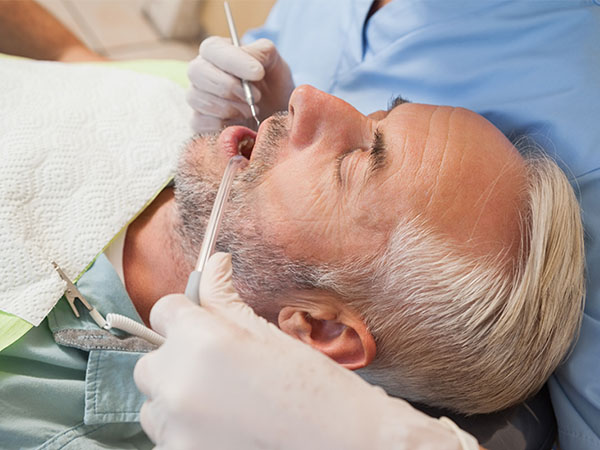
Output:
[[179, 133, 230, 183]]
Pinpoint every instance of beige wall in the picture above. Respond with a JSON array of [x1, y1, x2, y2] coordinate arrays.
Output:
[[199, 0, 276, 38], [36, 0, 276, 60]]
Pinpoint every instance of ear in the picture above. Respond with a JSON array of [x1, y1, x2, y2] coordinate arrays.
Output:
[[278, 304, 376, 370]]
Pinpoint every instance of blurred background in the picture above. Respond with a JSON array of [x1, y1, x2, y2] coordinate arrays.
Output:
[[36, 0, 276, 60]]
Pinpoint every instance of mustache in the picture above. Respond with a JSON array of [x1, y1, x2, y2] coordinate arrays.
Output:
[[253, 111, 289, 160], [238, 111, 289, 184], [262, 111, 289, 143]]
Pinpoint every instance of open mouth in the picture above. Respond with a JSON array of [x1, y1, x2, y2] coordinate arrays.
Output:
[[238, 135, 255, 160], [218, 126, 257, 162]]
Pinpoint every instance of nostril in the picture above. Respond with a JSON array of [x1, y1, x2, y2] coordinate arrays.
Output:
[[289, 103, 295, 116]]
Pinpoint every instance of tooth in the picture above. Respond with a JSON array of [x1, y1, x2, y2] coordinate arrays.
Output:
[[237, 138, 249, 152], [237, 138, 255, 153]]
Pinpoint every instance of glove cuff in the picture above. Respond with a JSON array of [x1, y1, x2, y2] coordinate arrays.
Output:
[[373, 394, 480, 450], [438, 417, 480, 450]]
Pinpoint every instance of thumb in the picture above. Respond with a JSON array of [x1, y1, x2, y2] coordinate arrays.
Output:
[[150, 293, 199, 337], [200, 252, 276, 332], [200, 36, 265, 81], [199, 252, 242, 307]]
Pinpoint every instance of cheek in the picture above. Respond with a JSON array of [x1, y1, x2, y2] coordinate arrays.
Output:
[[254, 165, 346, 260], [182, 134, 227, 181], [345, 186, 403, 257], [352, 195, 391, 231], [252, 167, 392, 263]]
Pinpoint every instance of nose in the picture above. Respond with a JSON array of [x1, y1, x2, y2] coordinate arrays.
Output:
[[287, 85, 365, 149]]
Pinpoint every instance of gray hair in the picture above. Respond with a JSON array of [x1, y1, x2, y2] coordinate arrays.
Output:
[[175, 136, 585, 414], [317, 154, 585, 414]]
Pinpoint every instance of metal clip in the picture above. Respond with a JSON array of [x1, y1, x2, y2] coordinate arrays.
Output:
[[52, 261, 109, 330]]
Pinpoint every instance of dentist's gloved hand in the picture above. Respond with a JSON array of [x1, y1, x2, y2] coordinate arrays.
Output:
[[134, 252, 481, 450], [187, 36, 294, 133]]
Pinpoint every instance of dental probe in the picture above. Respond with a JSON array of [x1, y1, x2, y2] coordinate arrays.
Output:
[[224, 1, 261, 128], [185, 155, 249, 304]]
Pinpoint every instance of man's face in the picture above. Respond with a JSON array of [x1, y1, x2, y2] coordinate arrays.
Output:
[[175, 85, 526, 314], [259, 87, 528, 263]]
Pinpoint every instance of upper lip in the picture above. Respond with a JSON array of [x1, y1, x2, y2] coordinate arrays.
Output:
[[217, 126, 257, 161]]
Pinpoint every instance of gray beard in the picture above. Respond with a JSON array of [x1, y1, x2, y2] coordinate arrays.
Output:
[[172, 114, 321, 321]]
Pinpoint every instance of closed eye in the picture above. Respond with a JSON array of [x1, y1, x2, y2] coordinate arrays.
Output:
[[335, 148, 359, 184], [335, 128, 387, 184]]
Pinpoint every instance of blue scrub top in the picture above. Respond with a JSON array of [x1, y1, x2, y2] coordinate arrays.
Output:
[[246, 1, 600, 448]]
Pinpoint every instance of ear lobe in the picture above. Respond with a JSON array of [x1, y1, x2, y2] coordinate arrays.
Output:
[[278, 306, 376, 370]]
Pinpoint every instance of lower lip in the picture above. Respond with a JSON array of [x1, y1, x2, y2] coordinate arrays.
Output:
[[217, 126, 257, 160]]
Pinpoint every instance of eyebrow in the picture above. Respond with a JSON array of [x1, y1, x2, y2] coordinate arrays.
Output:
[[368, 128, 387, 177], [338, 96, 407, 184], [366, 95, 410, 178], [388, 94, 411, 111]]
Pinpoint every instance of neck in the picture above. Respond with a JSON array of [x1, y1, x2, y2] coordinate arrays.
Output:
[[123, 187, 190, 325], [370, 0, 393, 16]]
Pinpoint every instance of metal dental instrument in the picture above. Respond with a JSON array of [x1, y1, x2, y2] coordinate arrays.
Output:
[[52, 261, 108, 329], [224, 1, 261, 128], [185, 155, 249, 304]]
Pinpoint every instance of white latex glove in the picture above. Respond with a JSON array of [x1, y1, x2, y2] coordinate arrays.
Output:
[[187, 36, 294, 133], [134, 253, 480, 450]]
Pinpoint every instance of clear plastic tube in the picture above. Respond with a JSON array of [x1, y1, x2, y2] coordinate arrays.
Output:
[[185, 155, 248, 303]]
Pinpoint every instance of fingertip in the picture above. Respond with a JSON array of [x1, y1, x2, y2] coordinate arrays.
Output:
[[199, 252, 239, 307], [245, 61, 265, 80], [199, 35, 229, 55], [198, 254, 276, 331], [254, 38, 275, 48], [150, 294, 196, 336], [206, 252, 232, 273], [201, 37, 262, 80], [244, 38, 277, 73], [201, 252, 232, 290]]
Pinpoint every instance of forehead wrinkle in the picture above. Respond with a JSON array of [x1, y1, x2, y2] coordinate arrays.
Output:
[[422, 107, 455, 213], [411, 106, 436, 186], [394, 132, 409, 173]]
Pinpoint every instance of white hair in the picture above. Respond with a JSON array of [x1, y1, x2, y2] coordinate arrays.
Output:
[[318, 154, 585, 414], [175, 136, 585, 414]]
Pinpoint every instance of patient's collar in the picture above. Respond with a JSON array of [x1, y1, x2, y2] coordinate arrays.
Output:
[[104, 226, 128, 285]]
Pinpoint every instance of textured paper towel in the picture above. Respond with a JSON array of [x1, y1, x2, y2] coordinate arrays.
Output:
[[0, 58, 192, 326]]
